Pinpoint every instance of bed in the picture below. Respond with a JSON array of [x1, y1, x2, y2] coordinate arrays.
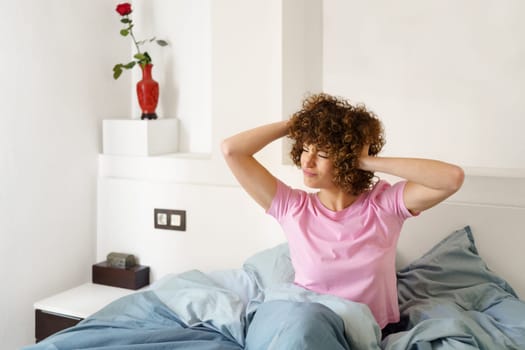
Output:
[[23, 173, 525, 349], [23, 223, 525, 350]]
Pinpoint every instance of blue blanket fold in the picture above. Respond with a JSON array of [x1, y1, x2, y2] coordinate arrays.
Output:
[[383, 227, 525, 349], [22, 291, 243, 350]]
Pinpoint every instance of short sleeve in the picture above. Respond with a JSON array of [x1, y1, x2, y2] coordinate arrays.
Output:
[[266, 180, 305, 221], [373, 180, 417, 220]]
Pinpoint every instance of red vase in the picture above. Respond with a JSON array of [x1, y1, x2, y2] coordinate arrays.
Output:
[[136, 64, 159, 120]]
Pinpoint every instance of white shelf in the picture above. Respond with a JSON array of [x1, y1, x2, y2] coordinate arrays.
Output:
[[34, 283, 140, 319], [98, 152, 237, 187], [103, 118, 179, 156]]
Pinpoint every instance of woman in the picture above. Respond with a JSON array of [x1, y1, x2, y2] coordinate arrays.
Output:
[[222, 93, 464, 346]]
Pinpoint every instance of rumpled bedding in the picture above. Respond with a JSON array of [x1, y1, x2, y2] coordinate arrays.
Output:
[[382, 226, 525, 349], [23, 226, 525, 350], [151, 269, 381, 349], [25, 290, 244, 350], [24, 269, 377, 350]]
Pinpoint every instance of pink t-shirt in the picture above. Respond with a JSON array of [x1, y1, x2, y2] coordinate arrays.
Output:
[[267, 179, 414, 328]]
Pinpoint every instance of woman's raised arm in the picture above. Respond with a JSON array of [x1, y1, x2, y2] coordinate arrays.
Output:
[[221, 120, 289, 211], [359, 151, 464, 215]]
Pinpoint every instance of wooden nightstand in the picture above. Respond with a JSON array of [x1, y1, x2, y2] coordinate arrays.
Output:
[[34, 283, 139, 342]]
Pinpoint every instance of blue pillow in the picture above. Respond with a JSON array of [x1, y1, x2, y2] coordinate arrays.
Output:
[[397, 225, 518, 311], [242, 243, 294, 291], [390, 226, 525, 350]]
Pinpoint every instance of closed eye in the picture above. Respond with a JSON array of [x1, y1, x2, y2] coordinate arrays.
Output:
[[302, 145, 328, 159], [317, 149, 329, 158]]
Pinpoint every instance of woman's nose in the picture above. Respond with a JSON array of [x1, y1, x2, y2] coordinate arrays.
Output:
[[304, 153, 315, 167]]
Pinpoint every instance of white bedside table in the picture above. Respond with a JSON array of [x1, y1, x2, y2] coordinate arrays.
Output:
[[34, 283, 140, 342]]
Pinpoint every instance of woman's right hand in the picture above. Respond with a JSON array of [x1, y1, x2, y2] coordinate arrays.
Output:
[[358, 144, 374, 171]]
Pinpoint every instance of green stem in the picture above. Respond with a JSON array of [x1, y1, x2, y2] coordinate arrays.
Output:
[[130, 30, 141, 54], [126, 16, 141, 55]]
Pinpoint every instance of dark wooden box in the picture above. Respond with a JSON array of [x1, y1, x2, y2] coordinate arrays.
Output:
[[92, 261, 150, 290]]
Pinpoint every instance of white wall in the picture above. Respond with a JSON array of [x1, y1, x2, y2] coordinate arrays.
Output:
[[1, 1, 129, 347], [97, 0, 289, 279], [131, 0, 212, 154], [282, 0, 323, 163], [97, 180, 285, 280], [323, 0, 525, 172]]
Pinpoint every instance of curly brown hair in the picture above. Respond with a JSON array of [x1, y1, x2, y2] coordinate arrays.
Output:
[[288, 93, 385, 195]]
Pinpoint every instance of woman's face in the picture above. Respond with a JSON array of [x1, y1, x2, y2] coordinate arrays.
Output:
[[300, 144, 336, 189]]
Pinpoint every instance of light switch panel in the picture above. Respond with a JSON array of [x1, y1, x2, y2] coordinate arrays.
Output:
[[154, 209, 186, 231]]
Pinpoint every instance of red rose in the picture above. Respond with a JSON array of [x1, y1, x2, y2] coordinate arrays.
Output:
[[116, 3, 132, 16]]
